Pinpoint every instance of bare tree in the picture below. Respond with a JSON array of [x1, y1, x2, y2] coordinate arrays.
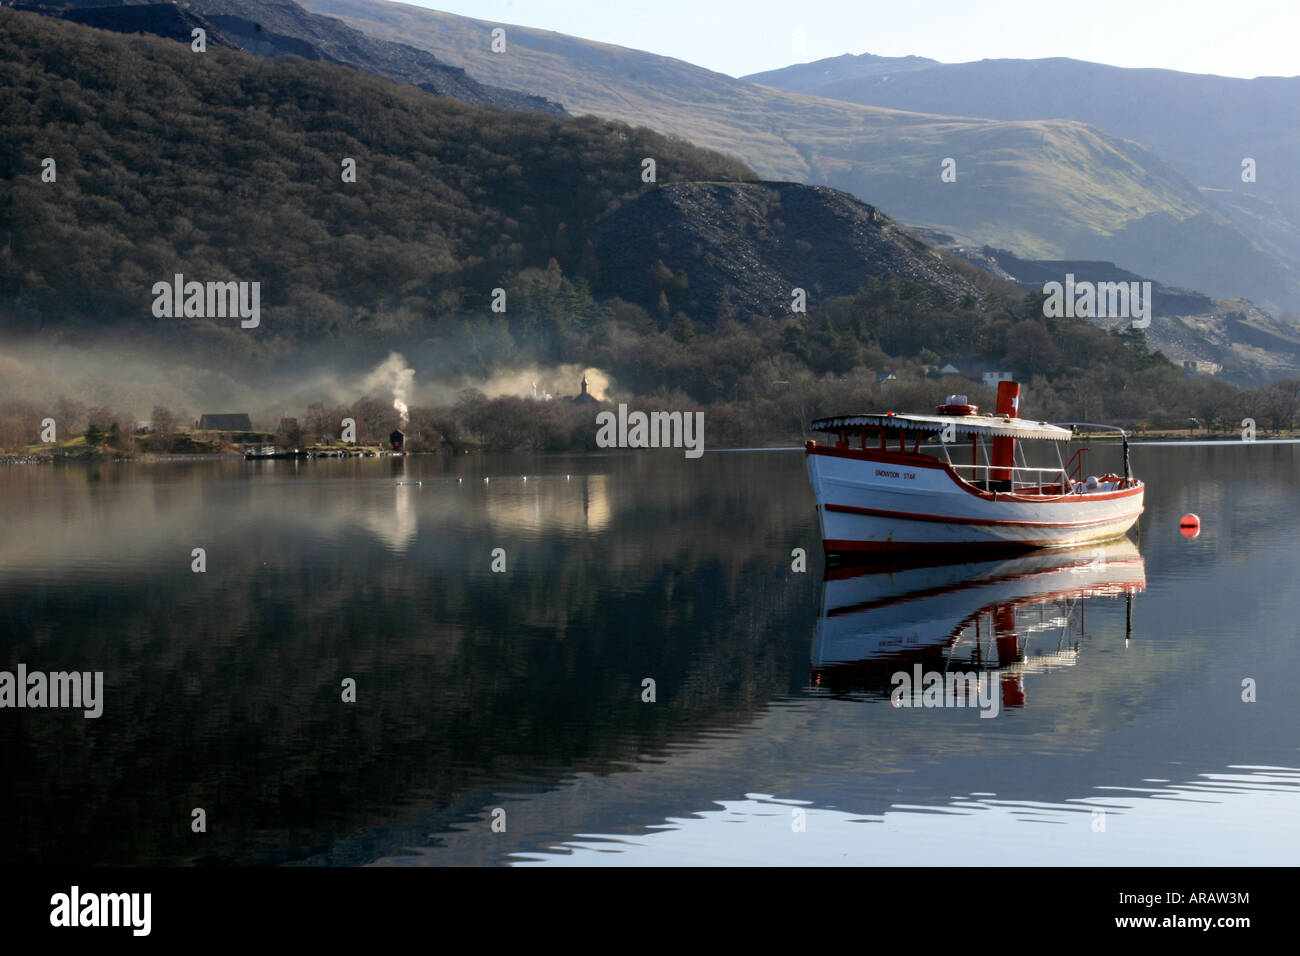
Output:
[[305, 402, 328, 442], [151, 405, 178, 438], [354, 395, 392, 443], [1193, 378, 1238, 434], [0, 401, 39, 451], [1260, 379, 1300, 435], [53, 397, 87, 436]]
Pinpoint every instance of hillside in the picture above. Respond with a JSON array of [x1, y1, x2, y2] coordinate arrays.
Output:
[[0, 7, 754, 350], [0, 9, 994, 343], [16, 0, 565, 114], [955, 249, 1300, 384], [592, 182, 985, 321], [745, 54, 1300, 315], [59, 2, 242, 47], [302, 0, 1299, 313]]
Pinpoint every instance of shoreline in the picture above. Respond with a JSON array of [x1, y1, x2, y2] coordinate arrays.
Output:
[[7, 435, 1300, 467]]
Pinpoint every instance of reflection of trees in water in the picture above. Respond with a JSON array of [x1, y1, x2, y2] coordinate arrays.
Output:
[[0, 457, 820, 865], [484, 474, 612, 533]]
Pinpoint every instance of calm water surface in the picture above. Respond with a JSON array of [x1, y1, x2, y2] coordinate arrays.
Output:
[[1, 443, 1297, 866]]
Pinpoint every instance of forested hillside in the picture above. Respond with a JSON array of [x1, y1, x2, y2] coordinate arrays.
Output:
[[0, 9, 752, 351]]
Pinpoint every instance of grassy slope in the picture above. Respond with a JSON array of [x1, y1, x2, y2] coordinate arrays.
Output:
[[306, 0, 1225, 261], [744, 54, 1300, 312]]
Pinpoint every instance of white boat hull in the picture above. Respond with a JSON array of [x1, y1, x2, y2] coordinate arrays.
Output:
[[806, 444, 1143, 553]]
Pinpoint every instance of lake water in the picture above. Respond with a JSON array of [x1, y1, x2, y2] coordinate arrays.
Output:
[[1, 443, 1297, 866]]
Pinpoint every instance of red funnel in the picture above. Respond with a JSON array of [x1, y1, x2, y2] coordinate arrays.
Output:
[[990, 381, 1020, 483]]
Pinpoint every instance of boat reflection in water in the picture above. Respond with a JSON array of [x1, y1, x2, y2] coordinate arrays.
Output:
[[811, 539, 1146, 708]]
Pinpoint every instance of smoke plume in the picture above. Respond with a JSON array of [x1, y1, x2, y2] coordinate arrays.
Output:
[[360, 352, 415, 427]]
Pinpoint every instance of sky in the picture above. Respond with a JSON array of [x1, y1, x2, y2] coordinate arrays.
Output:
[[406, 0, 1299, 79]]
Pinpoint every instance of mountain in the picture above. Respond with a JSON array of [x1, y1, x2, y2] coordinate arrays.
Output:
[[954, 249, 1300, 384], [0, 10, 985, 344], [6, 6, 1254, 434], [745, 52, 938, 93], [744, 54, 1300, 315], [592, 182, 985, 322], [15, 0, 566, 114], [301, 0, 1300, 314]]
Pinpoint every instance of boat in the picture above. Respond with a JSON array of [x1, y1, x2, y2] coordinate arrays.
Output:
[[805, 381, 1144, 553], [244, 445, 308, 460]]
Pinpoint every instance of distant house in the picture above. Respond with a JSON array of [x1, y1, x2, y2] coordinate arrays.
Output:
[[982, 371, 1014, 387], [197, 413, 252, 431], [876, 371, 897, 384], [1182, 360, 1222, 375], [939, 363, 960, 375]]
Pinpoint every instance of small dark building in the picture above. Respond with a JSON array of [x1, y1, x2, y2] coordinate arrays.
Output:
[[570, 375, 599, 405], [389, 429, 404, 450], [198, 413, 252, 431]]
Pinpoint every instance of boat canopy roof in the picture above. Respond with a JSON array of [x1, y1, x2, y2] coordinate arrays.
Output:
[[811, 412, 1073, 442]]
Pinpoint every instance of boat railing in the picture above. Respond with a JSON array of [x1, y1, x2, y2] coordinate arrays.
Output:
[[947, 462, 1075, 494], [1063, 445, 1089, 483], [1054, 422, 1134, 485]]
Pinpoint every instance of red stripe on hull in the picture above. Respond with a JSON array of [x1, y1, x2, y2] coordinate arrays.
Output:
[[822, 536, 1129, 553], [823, 502, 1145, 529]]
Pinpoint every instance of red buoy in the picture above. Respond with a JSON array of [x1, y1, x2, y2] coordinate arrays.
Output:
[[1180, 513, 1200, 538]]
